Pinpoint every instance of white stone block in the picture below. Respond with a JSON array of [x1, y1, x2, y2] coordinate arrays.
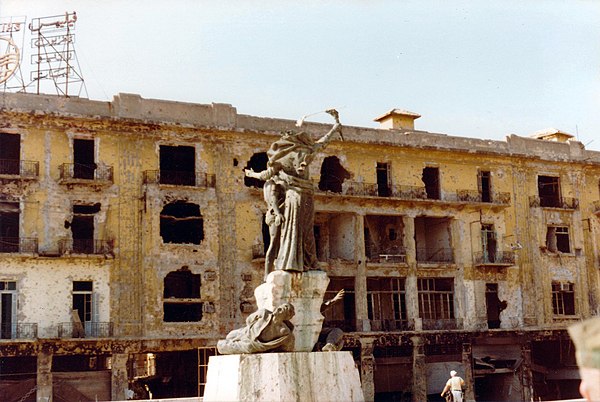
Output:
[[203, 351, 364, 402]]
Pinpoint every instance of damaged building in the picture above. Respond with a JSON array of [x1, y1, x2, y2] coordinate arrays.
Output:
[[0, 93, 599, 401]]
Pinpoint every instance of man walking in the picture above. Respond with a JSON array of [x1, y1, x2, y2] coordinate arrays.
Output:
[[441, 370, 465, 402]]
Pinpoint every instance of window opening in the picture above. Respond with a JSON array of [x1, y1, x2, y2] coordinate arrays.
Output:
[[478, 170, 491, 203], [376, 162, 391, 197], [159, 145, 196, 186], [323, 277, 355, 332], [0, 202, 19, 253], [0, 281, 17, 339], [72, 281, 94, 337], [71, 204, 100, 254], [163, 267, 202, 322], [546, 226, 570, 253], [73, 139, 96, 179], [418, 278, 454, 320], [422, 167, 440, 200], [485, 283, 503, 329], [538, 176, 560, 208], [481, 224, 497, 263], [367, 277, 407, 330], [318, 156, 350, 193], [0, 133, 20, 175], [243, 152, 268, 188], [198, 347, 217, 396], [160, 202, 204, 245], [414, 216, 453, 263], [552, 282, 575, 316], [364, 215, 405, 263]]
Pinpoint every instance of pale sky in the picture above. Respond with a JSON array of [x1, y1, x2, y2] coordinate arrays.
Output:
[[3, 0, 600, 149]]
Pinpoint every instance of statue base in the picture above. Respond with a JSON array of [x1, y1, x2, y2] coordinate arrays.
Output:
[[254, 270, 329, 352], [203, 351, 364, 402]]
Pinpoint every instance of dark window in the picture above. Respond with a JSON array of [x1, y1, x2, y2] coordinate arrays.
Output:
[[376, 162, 391, 197], [481, 224, 497, 263], [538, 176, 560, 207], [546, 226, 570, 253], [418, 278, 454, 320], [422, 167, 440, 200], [71, 204, 100, 254], [73, 139, 96, 179], [0, 133, 20, 175], [323, 277, 355, 332], [479, 170, 491, 203], [485, 283, 501, 329], [367, 277, 407, 330], [0, 202, 19, 253], [159, 145, 195, 186], [319, 156, 350, 193], [552, 282, 575, 316], [160, 202, 203, 245], [163, 267, 202, 322], [244, 152, 268, 188]]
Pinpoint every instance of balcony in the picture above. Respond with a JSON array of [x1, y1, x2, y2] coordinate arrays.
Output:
[[0, 237, 38, 254], [323, 319, 356, 332], [143, 170, 216, 188], [58, 238, 114, 256], [369, 319, 413, 331], [473, 250, 515, 267], [0, 323, 38, 339], [447, 190, 511, 205], [416, 247, 454, 264], [58, 322, 114, 338], [422, 318, 460, 330], [366, 246, 407, 264], [58, 163, 113, 184], [0, 159, 39, 179], [529, 195, 579, 210]]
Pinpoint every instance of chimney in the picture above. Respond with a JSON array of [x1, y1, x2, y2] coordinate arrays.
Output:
[[374, 109, 421, 130], [530, 128, 574, 143]]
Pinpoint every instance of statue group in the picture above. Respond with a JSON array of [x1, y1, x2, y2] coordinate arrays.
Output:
[[217, 110, 343, 355]]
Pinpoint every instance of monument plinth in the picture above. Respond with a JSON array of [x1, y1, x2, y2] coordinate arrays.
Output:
[[203, 352, 365, 402]]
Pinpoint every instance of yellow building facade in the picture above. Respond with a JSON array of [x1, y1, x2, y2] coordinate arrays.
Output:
[[1, 92, 599, 401]]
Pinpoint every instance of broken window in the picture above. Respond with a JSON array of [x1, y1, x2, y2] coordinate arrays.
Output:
[[376, 162, 391, 197], [546, 226, 570, 253], [481, 224, 497, 263], [71, 204, 100, 254], [159, 145, 196, 186], [552, 282, 575, 316], [0, 133, 20, 175], [422, 166, 440, 200], [73, 138, 96, 179], [367, 277, 407, 331], [244, 152, 268, 188], [0, 281, 17, 339], [323, 277, 355, 332], [313, 213, 355, 261], [160, 202, 203, 245], [318, 156, 350, 193], [0, 202, 19, 253], [418, 278, 454, 323], [478, 170, 491, 203], [163, 267, 202, 322], [72, 281, 95, 337], [414, 216, 453, 263], [538, 175, 561, 208], [364, 215, 405, 263], [485, 283, 506, 329]]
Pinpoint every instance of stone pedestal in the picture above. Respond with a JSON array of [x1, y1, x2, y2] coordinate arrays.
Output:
[[203, 352, 364, 402], [254, 270, 329, 352]]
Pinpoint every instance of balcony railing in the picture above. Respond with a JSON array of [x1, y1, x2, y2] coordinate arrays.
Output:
[[252, 243, 265, 259], [323, 319, 356, 332], [473, 250, 515, 266], [422, 318, 459, 330], [416, 247, 454, 264], [58, 238, 114, 255], [366, 246, 407, 264], [529, 195, 579, 210], [143, 170, 216, 188], [0, 237, 38, 254], [58, 322, 114, 338], [0, 159, 39, 178], [447, 190, 511, 205], [0, 323, 38, 339], [59, 163, 113, 183], [369, 319, 413, 331]]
